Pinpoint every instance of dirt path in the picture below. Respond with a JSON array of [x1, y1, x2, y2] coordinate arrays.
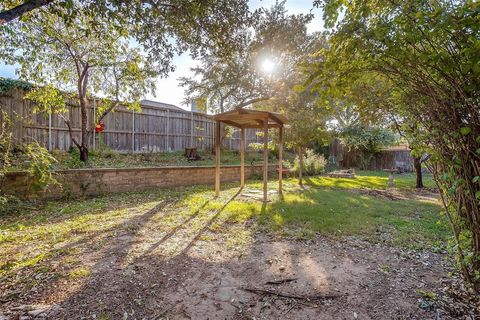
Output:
[[2, 225, 450, 319]]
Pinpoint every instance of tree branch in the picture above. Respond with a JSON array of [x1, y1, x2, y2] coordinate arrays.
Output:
[[96, 101, 120, 125], [234, 96, 272, 109], [58, 114, 81, 148], [0, 0, 53, 24]]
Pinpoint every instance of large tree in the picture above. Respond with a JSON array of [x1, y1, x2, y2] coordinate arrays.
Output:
[[180, 1, 318, 113], [1, 3, 158, 161], [1, 1, 250, 63], [311, 0, 480, 291], [1, 0, 251, 161], [280, 92, 329, 186]]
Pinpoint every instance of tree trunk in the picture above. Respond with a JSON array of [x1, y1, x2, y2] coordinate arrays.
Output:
[[77, 67, 90, 162], [413, 156, 423, 188], [79, 146, 88, 162], [298, 146, 303, 187], [78, 94, 89, 162]]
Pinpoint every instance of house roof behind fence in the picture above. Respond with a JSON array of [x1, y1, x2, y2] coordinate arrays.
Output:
[[141, 99, 185, 111]]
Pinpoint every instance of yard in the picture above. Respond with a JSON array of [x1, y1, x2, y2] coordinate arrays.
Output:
[[0, 172, 456, 319], [1, 1, 478, 319]]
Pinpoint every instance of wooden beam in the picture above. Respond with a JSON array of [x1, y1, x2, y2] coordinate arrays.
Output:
[[268, 113, 288, 126], [215, 120, 221, 196], [263, 120, 268, 202], [221, 119, 243, 128], [132, 109, 135, 153], [278, 125, 283, 197], [215, 113, 268, 122], [240, 123, 282, 129], [240, 128, 245, 188]]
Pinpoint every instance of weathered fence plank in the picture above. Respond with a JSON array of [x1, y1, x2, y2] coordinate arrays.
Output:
[[0, 89, 262, 153], [329, 138, 414, 172]]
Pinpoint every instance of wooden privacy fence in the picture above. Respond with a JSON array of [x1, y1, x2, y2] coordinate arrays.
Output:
[[329, 139, 414, 172], [0, 89, 263, 153]]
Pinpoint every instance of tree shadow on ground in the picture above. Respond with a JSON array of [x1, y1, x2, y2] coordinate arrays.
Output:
[[1, 185, 448, 320]]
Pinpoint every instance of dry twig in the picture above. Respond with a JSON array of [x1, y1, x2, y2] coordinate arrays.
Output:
[[241, 287, 340, 301]]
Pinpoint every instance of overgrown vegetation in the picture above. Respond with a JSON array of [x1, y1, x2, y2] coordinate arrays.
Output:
[[3, 148, 289, 171], [293, 149, 326, 176], [0, 111, 57, 215], [311, 0, 480, 291], [338, 124, 397, 170], [0, 78, 32, 96]]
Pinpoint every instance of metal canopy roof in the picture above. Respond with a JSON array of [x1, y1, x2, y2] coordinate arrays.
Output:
[[213, 108, 288, 128]]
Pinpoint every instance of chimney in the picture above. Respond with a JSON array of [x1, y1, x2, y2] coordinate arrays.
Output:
[[191, 100, 198, 112]]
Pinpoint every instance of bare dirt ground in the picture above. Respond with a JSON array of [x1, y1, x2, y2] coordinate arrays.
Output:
[[1, 194, 455, 320]]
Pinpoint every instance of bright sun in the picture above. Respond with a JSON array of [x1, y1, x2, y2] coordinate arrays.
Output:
[[261, 59, 275, 73]]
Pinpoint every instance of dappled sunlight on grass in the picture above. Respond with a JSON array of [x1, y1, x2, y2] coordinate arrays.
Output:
[[305, 175, 387, 189], [260, 186, 447, 247], [0, 170, 446, 303], [303, 170, 435, 190]]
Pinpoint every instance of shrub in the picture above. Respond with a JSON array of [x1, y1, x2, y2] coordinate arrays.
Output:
[[1, 111, 58, 207], [294, 149, 326, 176]]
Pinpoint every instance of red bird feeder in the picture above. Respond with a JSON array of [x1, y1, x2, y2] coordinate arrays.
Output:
[[95, 121, 105, 133]]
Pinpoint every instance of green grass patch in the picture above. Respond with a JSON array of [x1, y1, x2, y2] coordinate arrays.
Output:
[[0, 171, 448, 298], [6, 149, 291, 171], [68, 267, 91, 278], [42, 149, 289, 170], [304, 170, 435, 190], [262, 188, 446, 247]]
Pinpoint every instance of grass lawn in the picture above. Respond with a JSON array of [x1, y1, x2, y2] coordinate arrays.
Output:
[[305, 170, 436, 190], [6, 149, 288, 171], [0, 171, 447, 296], [34, 149, 288, 170]]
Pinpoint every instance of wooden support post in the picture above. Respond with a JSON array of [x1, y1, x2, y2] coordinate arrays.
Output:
[[278, 125, 283, 196], [263, 119, 268, 202], [215, 120, 221, 196], [240, 127, 245, 188]]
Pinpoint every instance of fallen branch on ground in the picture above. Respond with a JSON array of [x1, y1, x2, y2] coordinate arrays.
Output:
[[241, 287, 341, 301], [265, 278, 298, 285], [283, 299, 298, 315]]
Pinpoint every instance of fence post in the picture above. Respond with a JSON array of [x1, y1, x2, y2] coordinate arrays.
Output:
[[48, 109, 52, 151], [166, 109, 170, 151], [6, 90, 236, 153], [132, 109, 135, 153], [190, 111, 194, 148]]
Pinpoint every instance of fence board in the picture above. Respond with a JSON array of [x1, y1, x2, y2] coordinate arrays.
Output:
[[329, 138, 414, 172], [0, 89, 263, 153]]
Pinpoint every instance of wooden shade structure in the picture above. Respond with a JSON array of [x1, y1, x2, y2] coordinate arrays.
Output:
[[213, 108, 288, 201]]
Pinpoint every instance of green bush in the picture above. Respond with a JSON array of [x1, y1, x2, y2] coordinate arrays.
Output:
[[0, 195, 33, 216], [294, 149, 326, 176], [1, 111, 58, 207]]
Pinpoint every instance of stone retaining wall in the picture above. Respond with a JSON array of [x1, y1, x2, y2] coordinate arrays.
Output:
[[2, 165, 276, 199]]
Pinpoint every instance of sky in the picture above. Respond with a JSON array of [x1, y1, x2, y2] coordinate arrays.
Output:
[[0, 0, 324, 110]]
